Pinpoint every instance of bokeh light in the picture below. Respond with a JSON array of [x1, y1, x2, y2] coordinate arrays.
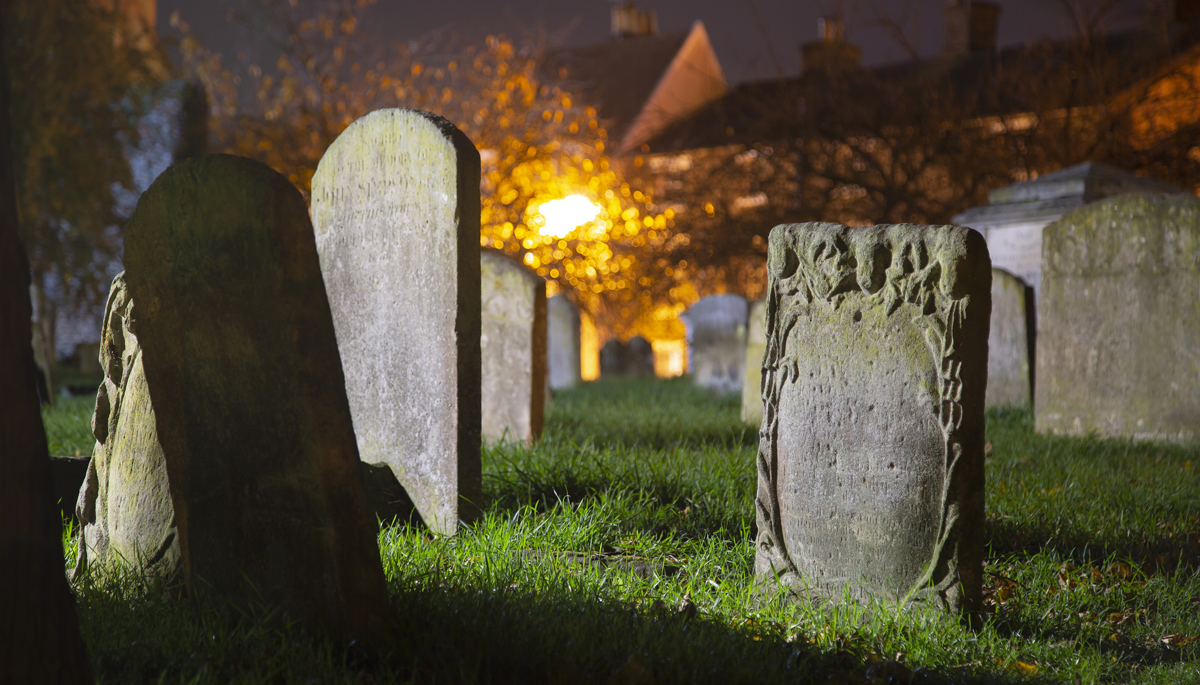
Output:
[[537, 195, 602, 238]]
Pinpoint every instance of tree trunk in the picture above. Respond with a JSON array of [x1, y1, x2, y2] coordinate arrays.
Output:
[[0, 4, 92, 682]]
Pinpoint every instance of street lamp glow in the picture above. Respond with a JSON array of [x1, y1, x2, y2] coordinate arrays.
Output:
[[538, 195, 602, 238]]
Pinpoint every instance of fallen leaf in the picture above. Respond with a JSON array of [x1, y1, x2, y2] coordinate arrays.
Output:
[[1012, 661, 1039, 676], [1162, 633, 1199, 647]]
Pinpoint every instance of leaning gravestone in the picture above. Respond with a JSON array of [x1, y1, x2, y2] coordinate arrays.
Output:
[[1036, 193, 1200, 440], [123, 154, 390, 641], [312, 109, 482, 534], [480, 250, 546, 445], [547, 294, 581, 390], [756, 223, 990, 613], [741, 299, 767, 424], [987, 269, 1034, 408], [681, 294, 748, 394], [72, 274, 177, 581]]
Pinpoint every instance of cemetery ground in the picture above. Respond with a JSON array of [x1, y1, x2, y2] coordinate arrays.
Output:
[[44, 380, 1199, 684]]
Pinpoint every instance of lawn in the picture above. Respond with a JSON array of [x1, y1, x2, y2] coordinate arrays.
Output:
[[49, 378, 1200, 684]]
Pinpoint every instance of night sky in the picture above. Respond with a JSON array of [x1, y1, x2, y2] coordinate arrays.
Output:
[[158, 0, 1153, 85]]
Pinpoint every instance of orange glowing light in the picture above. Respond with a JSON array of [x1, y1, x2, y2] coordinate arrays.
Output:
[[537, 195, 602, 238]]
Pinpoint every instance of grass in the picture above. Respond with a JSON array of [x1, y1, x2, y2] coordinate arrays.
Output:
[[48, 378, 1200, 684]]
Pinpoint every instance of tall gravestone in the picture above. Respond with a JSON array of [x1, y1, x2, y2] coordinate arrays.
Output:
[[311, 108, 482, 534], [547, 294, 581, 390], [123, 154, 391, 642], [0, 7, 91, 673], [73, 274, 177, 581], [481, 250, 546, 445], [600, 336, 655, 378], [681, 294, 748, 394], [756, 223, 989, 614], [741, 298, 767, 424], [1036, 193, 1200, 440], [986, 269, 1034, 408]]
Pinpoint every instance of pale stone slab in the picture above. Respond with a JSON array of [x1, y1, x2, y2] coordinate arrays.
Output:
[[1036, 193, 1200, 440], [481, 250, 546, 445], [986, 269, 1034, 408], [311, 109, 482, 534], [124, 154, 390, 642], [73, 274, 177, 581], [741, 298, 766, 424], [756, 223, 990, 614], [681, 294, 748, 394], [547, 294, 581, 390]]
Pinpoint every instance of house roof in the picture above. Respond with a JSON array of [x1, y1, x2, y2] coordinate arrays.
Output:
[[643, 25, 1200, 154], [544, 29, 691, 149]]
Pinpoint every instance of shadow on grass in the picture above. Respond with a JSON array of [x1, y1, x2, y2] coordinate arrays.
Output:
[[984, 407, 1200, 573]]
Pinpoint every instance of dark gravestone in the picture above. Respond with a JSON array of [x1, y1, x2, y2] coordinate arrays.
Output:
[[0, 5, 91, 675], [987, 268, 1035, 408], [600, 336, 655, 378], [311, 108, 482, 535], [756, 223, 989, 614], [1036, 193, 1200, 440], [123, 154, 390, 641]]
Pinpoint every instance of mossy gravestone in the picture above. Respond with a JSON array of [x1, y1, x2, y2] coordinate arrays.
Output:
[[481, 250, 546, 445], [311, 109, 482, 534], [1036, 193, 1200, 440], [756, 223, 990, 614], [73, 273, 178, 580], [741, 298, 767, 425], [987, 269, 1034, 408], [123, 154, 390, 642]]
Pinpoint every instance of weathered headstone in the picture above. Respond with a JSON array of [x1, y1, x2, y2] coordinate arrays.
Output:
[[986, 269, 1034, 408], [481, 250, 546, 445], [1036, 193, 1200, 440], [72, 273, 178, 581], [741, 298, 767, 424], [681, 294, 748, 394], [311, 108, 482, 534], [547, 294, 581, 390], [124, 154, 390, 641], [953, 162, 1181, 298], [756, 223, 989, 614], [0, 12, 91, 672]]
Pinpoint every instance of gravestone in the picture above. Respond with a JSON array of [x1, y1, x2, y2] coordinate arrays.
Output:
[[0, 20, 91, 673], [72, 274, 177, 581], [953, 162, 1180, 298], [1036, 193, 1200, 440], [481, 250, 546, 445], [123, 154, 390, 641], [601, 336, 655, 378], [311, 108, 481, 534], [741, 299, 767, 424], [547, 294, 581, 390], [987, 269, 1034, 408], [756, 222, 990, 614], [681, 294, 748, 394]]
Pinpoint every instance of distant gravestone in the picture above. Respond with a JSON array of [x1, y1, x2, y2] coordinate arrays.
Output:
[[480, 250, 546, 445], [124, 154, 390, 641], [681, 294, 748, 394], [741, 299, 766, 424], [599, 336, 655, 378], [73, 274, 177, 581], [1036, 193, 1200, 440], [311, 108, 482, 534], [547, 294, 581, 390], [987, 269, 1034, 408], [756, 223, 990, 614]]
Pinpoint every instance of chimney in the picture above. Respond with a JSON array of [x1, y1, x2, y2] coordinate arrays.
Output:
[[944, 0, 1002, 56], [800, 15, 862, 73], [611, 2, 658, 39]]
